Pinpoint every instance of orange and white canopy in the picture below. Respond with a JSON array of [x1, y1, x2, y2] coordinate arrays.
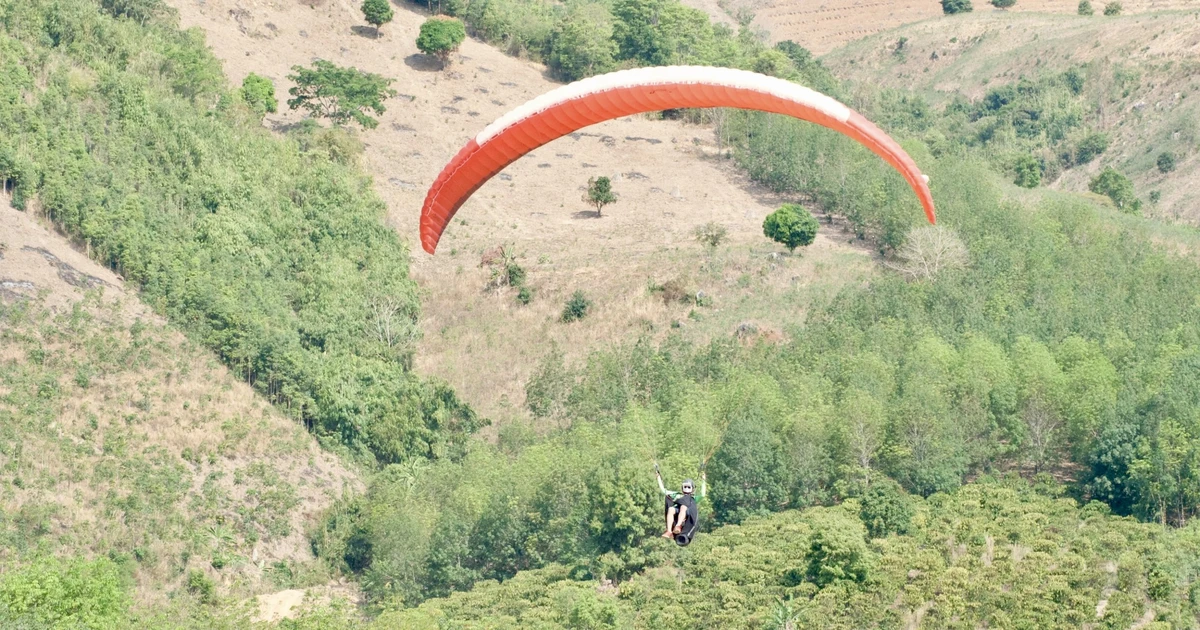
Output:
[[419, 66, 935, 254]]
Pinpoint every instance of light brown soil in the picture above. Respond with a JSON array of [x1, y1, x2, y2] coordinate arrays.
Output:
[[168, 0, 878, 423], [687, 0, 1200, 55]]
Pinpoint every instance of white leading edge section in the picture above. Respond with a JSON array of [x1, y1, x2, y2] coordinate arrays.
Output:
[[475, 66, 853, 145]]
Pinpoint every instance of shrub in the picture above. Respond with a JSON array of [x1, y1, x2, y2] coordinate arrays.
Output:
[[1078, 0, 1094, 14], [1149, 190, 1161, 204], [417, 17, 467, 68], [1013, 154, 1041, 188], [239, 73, 277, 116], [805, 518, 872, 587], [0, 558, 131, 627], [100, 0, 166, 24], [693, 222, 728, 249], [561, 291, 592, 322], [859, 478, 914, 538], [991, 0, 1016, 8], [1103, 1, 1121, 15], [186, 570, 218, 605], [516, 285, 533, 305], [763, 204, 819, 253], [941, 0, 973, 14], [1156, 152, 1175, 173], [1089, 167, 1141, 213], [1074, 132, 1110, 164]]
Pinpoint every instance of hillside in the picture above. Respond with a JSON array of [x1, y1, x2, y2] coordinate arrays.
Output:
[[0, 201, 359, 607], [285, 478, 1200, 628], [689, 0, 1200, 54], [168, 0, 879, 423], [821, 9, 1200, 224]]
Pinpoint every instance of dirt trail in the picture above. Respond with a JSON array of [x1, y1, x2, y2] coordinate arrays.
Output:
[[168, 0, 877, 421]]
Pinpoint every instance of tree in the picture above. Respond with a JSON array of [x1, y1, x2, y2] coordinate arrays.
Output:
[[887, 225, 968, 280], [1074, 132, 1109, 164], [941, 0, 973, 14], [546, 5, 617, 82], [991, 0, 1016, 8], [1013, 154, 1041, 188], [1078, 0, 1094, 14], [417, 17, 466, 68], [804, 517, 871, 587], [859, 477, 914, 538], [100, 0, 166, 24], [1156, 152, 1176, 173], [709, 407, 791, 524], [239, 73, 277, 117], [286, 60, 397, 129], [361, 0, 394, 38], [762, 204, 819, 253], [1103, 1, 1121, 14], [584, 177, 617, 217], [1089, 167, 1141, 213]]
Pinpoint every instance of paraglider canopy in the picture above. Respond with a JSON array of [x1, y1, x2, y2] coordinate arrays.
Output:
[[419, 66, 936, 254]]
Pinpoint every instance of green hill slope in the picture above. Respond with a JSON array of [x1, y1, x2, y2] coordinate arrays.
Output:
[[823, 9, 1200, 225], [285, 478, 1200, 629]]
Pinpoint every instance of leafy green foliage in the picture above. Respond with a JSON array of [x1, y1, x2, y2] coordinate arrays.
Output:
[[762, 204, 819, 252], [287, 60, 397, 128], [416, 17, 466, 67], [239, 72, 277, 116], [561, 291, 593, 323], [1157, 151, 1176, 173], [1078, 0, 1094, 14], [710, 407, 791, 523], [584, 176, 617, 216], [0, 558, 130, 628], [1089, 166, 1141, 213], [1074, 132, 1110, 164], [361, 0, 394, 36], [1013, 154, 1041, 188], [941, 0, 973, 14], [805, 517, 871, 587], [858, 478, 913, 538], [546, 5, 617, 81], [99, 0, 168, 25], [693, 222, 728, 249], [1104, 1, 1122, 15], [991, 0, 1016, 8], [0, 0, 479, 468]]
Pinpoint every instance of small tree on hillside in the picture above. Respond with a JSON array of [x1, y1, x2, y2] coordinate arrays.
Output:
[[941, 0, 973, 14], [584, 176, 617, 217], [287, 60, 397, 129], [1103, 1, 1121, 14], [1078, 0, 1094, 14], [693, 222, 728, 250], [100, 0, 165, 24], [1157, 152, 1176, 173], [361, 0, 394, 38], [888, 225, 969, 280], [1013, 154, 1041, 188], [763, 204, 819, 253], [239, 73, 277, 117], [1089, 167, 1141, 213], [991, 0, 1016, 8], [417, 17, 467, 68]]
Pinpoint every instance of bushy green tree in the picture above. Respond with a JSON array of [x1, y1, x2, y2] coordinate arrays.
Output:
[[584, 176, 617, 216], [1103, 1, 1122, 14], [1078, 0, 1094, 13], [1156, 152, 1176, 173], [859, 478, 914, 538], [287, 60, 397, 129], [804, 517, 871, 587], [941, 0, 973, 14], [546, 5, 617, 81], [1074, 132, 1109, 164], [0, 558, 131, 627], [1089, 167, 1140, 213], [100, 0, 166, 24], [417, 17, 467, 68], [239, 73, 277, 116], [710, 407, 791, 523], [763, 203, 819, 253], [361, 0, 394, 38], [1013, 154, 1041, 188]]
